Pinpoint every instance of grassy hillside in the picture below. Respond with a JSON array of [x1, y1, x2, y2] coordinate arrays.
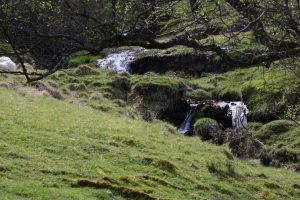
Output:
[[0, 82, 299, 199]]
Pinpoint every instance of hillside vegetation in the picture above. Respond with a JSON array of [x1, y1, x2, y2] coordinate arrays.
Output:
[[0, 67, 299, 199]]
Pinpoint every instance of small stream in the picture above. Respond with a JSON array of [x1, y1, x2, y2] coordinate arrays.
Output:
[[179, 101, 249, 134], [178, 104, 198, 134]]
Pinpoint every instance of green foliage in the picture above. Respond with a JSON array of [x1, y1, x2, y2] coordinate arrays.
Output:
[[187, 88, 212, 101], [255, 120, 297, 141], [284, 103, 300, 124]]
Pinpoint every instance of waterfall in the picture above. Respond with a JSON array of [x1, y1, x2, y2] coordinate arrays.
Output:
[[178, 104, 198, 134], [97, 48, 145, 73], [216, 101, 248, 129]]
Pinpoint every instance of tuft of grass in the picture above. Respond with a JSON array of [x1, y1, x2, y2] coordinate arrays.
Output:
[[75, 65, 100, 76], [65, 179, 158, 200], [69, 54, 102, 68]]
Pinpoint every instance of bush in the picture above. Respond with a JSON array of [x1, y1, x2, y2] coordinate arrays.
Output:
[[194, 118, 224, 144], [255, 120, 297, 141]]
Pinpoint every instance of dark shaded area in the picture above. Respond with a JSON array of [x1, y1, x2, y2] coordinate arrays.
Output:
[[130, 51, 227, 75]]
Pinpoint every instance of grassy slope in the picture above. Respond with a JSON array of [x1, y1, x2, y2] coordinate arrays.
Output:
[[0, 84, 299, 199]]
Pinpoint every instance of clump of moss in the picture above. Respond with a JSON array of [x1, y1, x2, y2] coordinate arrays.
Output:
[[141, 157, 178, 174], [218, 88, 242, 101], [69, 54, 101, 68], [75, 65, 100, 76], [206, 160, 240, 178], [255, 120, 297, 141], [113, 136, 146, 148], [187, 88, 212, 101], [258, 124, 299, 168], [244, 122, 264, 131], [194, 118, 224, 144]]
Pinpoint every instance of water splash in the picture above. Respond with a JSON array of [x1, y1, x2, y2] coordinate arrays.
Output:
[[97, 48, 145, 73], [216, 101, 248, 129], [178, 104, 198, 134]]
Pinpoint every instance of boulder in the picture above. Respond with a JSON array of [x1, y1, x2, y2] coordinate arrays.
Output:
[[0, 57, 17, 72]]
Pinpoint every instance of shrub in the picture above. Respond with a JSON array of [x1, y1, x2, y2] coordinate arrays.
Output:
[[255, 120, 297, 141]]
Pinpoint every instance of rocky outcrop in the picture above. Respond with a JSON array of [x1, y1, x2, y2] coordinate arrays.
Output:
[[130, 48, 226, 75]]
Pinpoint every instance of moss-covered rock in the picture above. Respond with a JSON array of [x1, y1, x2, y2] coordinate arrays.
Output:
[[244, 122, 264, 131], [257, 123, 299, 169], [194, 118, 224, 144], [130, 75, 187, 123], [69, 54, 102, 68], [75, 65, 100, 76], [130, 47, 222, 75], [255, 120, 297, 141], [186, 88, 212, 101]]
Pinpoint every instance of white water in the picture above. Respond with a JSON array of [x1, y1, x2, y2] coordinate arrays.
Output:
[[216, 101, 249, 129], [178, 104, 198, 134], [97, 48, 145, 73]]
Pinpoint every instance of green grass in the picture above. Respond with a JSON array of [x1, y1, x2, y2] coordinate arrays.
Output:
[[190, 66, 300, 119], [69, 55, 102, 68], [0, 79, 300, 199]]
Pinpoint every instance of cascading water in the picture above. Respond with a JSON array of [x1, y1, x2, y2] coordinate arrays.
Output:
[[97, 48, 145, 73], [178, 104, 198, 134], [216, 101, 248, 129]]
